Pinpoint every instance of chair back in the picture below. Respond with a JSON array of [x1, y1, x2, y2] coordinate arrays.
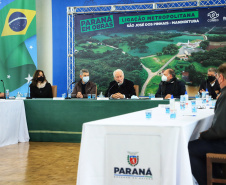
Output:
[[206, 153, 226, 185], [134, 85, 139, 97], [52, 85, 57, 97]]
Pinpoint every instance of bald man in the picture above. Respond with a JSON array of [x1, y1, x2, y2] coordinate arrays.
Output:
[[105, 69, 136, 99], [155, 68, 185, 99]]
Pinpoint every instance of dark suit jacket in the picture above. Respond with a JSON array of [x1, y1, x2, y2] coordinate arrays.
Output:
[[71, 79, 96, 98], [199, 79, 220, 99], [155, 77, 185, 99], [201, 87, 226, 140], [105, 79, 136, 98]]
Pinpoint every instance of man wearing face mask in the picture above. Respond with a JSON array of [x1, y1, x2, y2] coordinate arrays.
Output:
[[155, 68, 186, 99], [199, 68, 220, 99], [105, 69, 136, 99], [71, 69, 96, 98]]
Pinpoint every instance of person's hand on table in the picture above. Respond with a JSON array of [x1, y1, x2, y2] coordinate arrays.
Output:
[[112, 93, 124, 99], [165, 94, 171, 99], [77, 92, 83, 98], [200, 89, 205, 94]]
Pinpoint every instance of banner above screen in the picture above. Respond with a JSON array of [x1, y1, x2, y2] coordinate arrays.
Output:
[[76, 8, 225, 33]]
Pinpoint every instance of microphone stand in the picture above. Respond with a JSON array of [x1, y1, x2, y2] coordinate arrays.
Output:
[[160, 81, 163, 98], [26, 80, 32, 99], [108, 81, 118, 98], [1, 80, 6, 99], [65, 81, 76, 99]]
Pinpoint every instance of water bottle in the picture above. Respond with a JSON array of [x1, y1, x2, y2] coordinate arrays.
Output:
[[170, 95, 176, 119], [6, 89, 9, 99], [202, 90, 206, 104], [191, 100, 197, 114], [206, 88, 209, 105], [202, 91, 206, 99], [184, 91, 189, 108], [99, 92, 104, 98], [195, 92, 200, 99], [17, 92, 21, 98], [180, 95, 185, 110], [170, 95, 175, 111]]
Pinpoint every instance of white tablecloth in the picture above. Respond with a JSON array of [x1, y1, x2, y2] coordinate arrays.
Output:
[[0, 100, 29, 147], [77, 102, 214, 185]]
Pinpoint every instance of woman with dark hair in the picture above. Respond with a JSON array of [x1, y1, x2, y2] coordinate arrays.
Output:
[[30, 70, 53, 98]]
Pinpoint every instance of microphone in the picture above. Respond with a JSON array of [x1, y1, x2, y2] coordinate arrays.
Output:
[[66, 81, 76, 99], [108, 81, 118, 98], [1, 80, 6, 99], [26, 79, 33, 99], [160, 81, 163, 98]]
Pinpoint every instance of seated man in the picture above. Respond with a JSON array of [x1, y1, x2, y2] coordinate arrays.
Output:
[[155, 68, 185, 99], [199, 67, 220, 99], [105, 69, 135, 99], [188, 63, 226, 185], [71, 69, 96, 98]]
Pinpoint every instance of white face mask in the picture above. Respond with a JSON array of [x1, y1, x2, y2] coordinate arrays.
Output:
[[83, 76, 89, 83], [161, 75, 167, 82]]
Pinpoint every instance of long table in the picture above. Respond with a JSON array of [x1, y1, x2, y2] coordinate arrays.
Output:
[[0, 100, 29, 147], [76, 103, 214, 185], [24, 99, 168, 142]]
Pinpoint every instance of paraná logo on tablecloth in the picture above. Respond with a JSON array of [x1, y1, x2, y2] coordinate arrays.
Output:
[[127, 152, 139, 166], [114, 151, 153, 179]]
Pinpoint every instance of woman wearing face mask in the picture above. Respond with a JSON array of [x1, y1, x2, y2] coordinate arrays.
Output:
[[199, 68, 220, 99], [71, 69, 96, 98], [30, 70, 53, 98]]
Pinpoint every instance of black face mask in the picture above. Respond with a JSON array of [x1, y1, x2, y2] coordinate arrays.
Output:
[[37, 76, 44, 82], [208, 76, 215, 82]]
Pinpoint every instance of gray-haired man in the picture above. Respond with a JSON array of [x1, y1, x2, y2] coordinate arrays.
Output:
[[71, 69, 96, 98], [105, 69, 136, 99]]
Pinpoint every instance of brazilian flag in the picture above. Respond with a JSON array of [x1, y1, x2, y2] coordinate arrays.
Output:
[[0, 0, 37, 93]]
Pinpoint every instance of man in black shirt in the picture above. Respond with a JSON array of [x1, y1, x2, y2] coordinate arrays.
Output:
[[155, 68, 185, 99], [199, 67, 220, 99], [105, 69, 136, 99]]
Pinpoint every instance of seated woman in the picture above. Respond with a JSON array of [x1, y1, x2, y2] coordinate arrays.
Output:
[[30, 70, 53, 98]]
